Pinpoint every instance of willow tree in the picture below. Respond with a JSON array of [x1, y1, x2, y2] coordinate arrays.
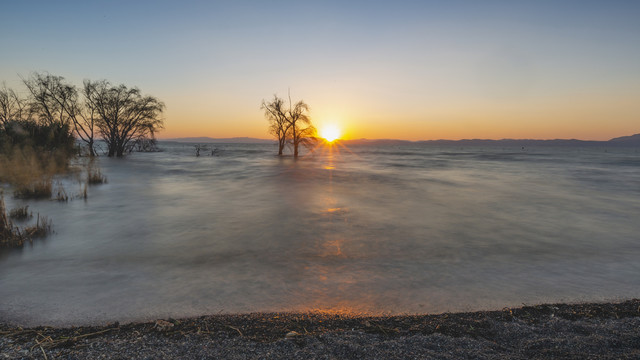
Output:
[[261, 95, 289, 155], [262, 93, 316, 157], [85, 80, 164, 157], [286, 99, 316, 157]]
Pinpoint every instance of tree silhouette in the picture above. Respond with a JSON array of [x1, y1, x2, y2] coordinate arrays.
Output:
[[0, 84, 28, 126], [84, 80, 164, 157], [2, 72, 164, 157], [262, 93, 316, 157], [21, 73, 99, 155], [261, 95, 289, 155], [286, 95, 316, 157]]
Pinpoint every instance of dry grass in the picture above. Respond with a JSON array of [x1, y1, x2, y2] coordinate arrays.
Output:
[[8, 205, 32, 220], [13, 179, 53, 199], [86, 157, 107, 185], [0, 146, 70, 200], [1, 195, 27, 248], [87, 168, 107, 184], [22, 214, 52, 238], [55, 183, 68, 202], [0, 195, 52, 248]]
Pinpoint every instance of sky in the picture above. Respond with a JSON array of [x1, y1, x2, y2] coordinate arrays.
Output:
[[1, 0, 639, 141]]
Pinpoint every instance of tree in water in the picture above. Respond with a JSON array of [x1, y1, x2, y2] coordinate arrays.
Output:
[[2, 72, 164, 159], [286, 96, 316, 157], [84, 80, 164, 157], [262, 93, 316, 157], [261, 95, 289, 155]]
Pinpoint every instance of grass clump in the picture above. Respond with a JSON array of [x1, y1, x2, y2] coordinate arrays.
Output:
[[0, 197, 16, 244], [87, 167, 107, 185], [85, 157, 107, 185], [13, 178, 53, 199], [22, 214, 52, 239], [55, 183, 69, 202], [0, 145, 63, 200], [8, 205, 32, 220], [0, 195, 52, 249], [0, 119, 75, 200]]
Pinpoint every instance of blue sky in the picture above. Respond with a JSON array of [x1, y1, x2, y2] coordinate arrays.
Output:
[[2, 1, 639, 139]]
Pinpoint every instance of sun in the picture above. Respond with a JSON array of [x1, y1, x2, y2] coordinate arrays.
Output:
[[320, 124, 341, 142]]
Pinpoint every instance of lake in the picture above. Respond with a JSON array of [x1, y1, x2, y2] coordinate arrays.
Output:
[[1, 141, 639, 326]]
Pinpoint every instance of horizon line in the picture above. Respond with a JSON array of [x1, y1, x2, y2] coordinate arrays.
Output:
[[159, 133, 640, 143]]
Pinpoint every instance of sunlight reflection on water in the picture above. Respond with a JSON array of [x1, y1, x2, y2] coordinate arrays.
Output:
[[1, 142, 640, 325]]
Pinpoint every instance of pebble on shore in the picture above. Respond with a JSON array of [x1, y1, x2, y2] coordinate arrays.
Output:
[[1, 299, 639, 359]]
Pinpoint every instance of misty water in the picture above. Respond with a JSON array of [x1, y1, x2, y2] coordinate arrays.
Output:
[[1, 142, 640, 326]]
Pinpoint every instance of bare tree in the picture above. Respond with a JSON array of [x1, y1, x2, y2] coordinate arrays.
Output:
[[84, 80, 164, 157], [261, 95, 290, 155], [285, 95, 316, 158], [262, 93, 316, 157], [75, 80, 98, 156], [0, 84, 28, 126], [22, 73, 68, 127], [21, 73, 98, 156]]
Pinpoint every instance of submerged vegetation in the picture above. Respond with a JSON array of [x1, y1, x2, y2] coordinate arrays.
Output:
[[0, 71, 161, 247], [1, 72, 164, 158], [86, 157, 107, 185], [262, 93, 317, 157], [1, 195, 52, 248], [8, 205, 32, 220], [1, 70, 159, 184], [0, 120, 75, 199]]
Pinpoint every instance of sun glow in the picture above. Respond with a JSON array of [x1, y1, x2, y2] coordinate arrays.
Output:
[[320, 124, 341, 142]]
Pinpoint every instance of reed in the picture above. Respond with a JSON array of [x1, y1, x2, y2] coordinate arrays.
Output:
[[13, 179, 53, 199], [87, 168, 107, 184], [22, 214, 52, 239], [86, 157, 107, 185], [0, 146, 64, 199], [0, 195, 26, 248], [8, 205, 32, 220], [0, 195, 53, 249], [55, 183, 69, 202]]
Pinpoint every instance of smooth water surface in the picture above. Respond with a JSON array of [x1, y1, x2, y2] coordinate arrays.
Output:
[[1, 142, 640, 325]]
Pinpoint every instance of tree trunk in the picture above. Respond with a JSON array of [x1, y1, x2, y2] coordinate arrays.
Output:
[[107, 139, 118, 157], [116, 141, 125, 157], [292, 128, 298, 157], [278, 138, 284, 155], [88, 139, 95, 157]]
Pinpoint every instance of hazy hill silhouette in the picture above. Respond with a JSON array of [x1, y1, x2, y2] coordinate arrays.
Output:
[[609, 133, 640, 144], [164, 134, 640, 147], [339, 134, 640, 147]]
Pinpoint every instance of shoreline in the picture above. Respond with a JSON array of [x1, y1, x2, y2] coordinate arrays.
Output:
[[2, 299, 639, 359]]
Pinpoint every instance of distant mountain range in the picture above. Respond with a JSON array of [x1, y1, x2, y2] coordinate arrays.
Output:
[[609, 133, 640, 144], [340, 133, 640, 147], [161, 134, 640, 146]]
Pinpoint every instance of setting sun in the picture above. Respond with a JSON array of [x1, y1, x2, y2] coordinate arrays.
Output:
[[320, 124, 341, 142]]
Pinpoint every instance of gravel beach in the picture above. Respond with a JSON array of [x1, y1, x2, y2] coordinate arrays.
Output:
[[2, 299, 639, 359]]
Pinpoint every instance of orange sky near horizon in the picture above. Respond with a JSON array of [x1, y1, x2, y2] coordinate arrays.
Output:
[[158, 88, 639, 141], [2, 2, 639, 142]]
